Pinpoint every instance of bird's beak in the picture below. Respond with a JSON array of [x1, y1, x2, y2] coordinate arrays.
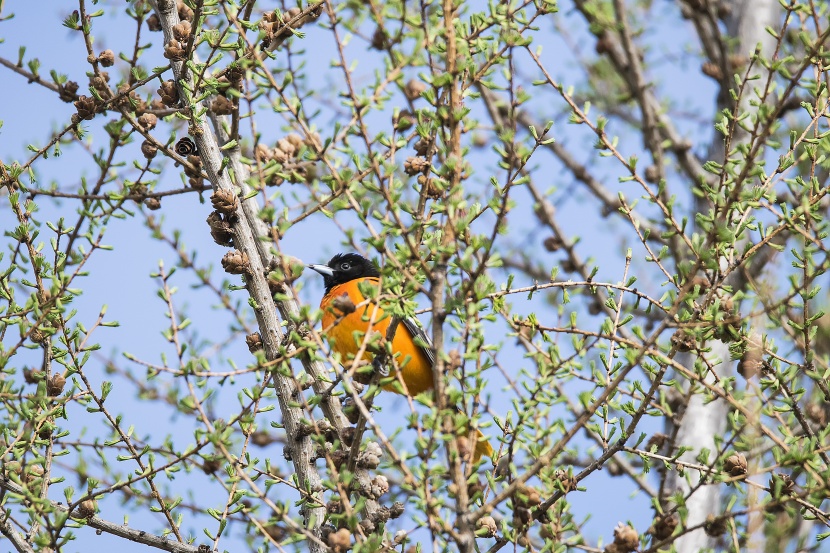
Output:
[[307, 264, 334, 277]]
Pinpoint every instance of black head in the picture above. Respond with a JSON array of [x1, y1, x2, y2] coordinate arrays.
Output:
[[308, 253, 380, 293]]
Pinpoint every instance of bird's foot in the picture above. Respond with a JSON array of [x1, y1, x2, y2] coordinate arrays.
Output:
[[372, 355, 390, 377]]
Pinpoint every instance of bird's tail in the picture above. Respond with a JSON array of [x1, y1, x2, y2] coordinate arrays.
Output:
[[473, 427, 494, 463], [454, 407, 494, 463]]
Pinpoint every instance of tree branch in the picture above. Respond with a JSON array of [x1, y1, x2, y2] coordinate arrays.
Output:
[[147, 1, 328, 549], [0, 476, 205, 553]]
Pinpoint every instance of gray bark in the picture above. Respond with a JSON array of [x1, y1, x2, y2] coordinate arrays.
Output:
[[669, 1, 781, 551], [148, 2, 332, 550]]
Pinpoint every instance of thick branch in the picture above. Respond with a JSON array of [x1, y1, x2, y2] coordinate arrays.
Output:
[[148, 1, 326, 548], [208, 112, 380, 517], [669, 2, 783, 551], [0, 512, 35, 553]]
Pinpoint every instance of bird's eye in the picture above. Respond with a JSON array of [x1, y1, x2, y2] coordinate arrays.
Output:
[[340, 262, 351, 271]]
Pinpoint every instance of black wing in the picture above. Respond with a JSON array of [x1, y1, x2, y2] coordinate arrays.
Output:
[[401, 315, 436, 367]]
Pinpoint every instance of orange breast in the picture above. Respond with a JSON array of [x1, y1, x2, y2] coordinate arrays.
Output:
[[320, 279, 434, 396]]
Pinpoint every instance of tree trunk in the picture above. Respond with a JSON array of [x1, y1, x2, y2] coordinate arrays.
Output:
[[669, 1, 781, 552]]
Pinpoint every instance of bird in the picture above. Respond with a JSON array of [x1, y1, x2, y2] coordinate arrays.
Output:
[[307, 252, 494, 463]]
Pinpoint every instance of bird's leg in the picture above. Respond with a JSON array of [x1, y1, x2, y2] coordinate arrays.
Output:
[[372, 316, 401, 377], [372, 352, 390, 377]]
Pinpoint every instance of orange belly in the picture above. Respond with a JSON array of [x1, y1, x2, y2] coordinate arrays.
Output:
[[320, 280, 434, 396]]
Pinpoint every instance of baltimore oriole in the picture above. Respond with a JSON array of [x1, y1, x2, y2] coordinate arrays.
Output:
[[308, 253, 494, 462]]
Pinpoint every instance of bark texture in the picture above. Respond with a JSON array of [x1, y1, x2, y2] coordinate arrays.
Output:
[[670, 1, 782, 551]]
